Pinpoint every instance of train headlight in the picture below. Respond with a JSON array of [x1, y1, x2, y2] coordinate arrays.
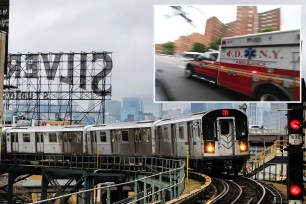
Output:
[[239, 140, 248, 152], [204, 141, 215, 153]]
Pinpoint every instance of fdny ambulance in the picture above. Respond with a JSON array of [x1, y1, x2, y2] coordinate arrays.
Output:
[[185, 30, 300, 101]]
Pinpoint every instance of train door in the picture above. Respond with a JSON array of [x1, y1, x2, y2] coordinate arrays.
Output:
[[134, 129, 141, 155], [156, 126, 162, 154], [35, 132, 44, 153], [87, 132, 92, 154], [11, 133, 19, 152], [217, 117, 235, 155], [111, 130, 118, 154], [92, 131, 97, 154], [71, 132, 83, 154], [187, 122, 195, 156], [63, 132, 72, 153], [171, 124, 177, 156]]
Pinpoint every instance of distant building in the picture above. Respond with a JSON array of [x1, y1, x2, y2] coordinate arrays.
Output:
[[106, 100, 121, 122], [247, 103, 262, 126], [121, 97, 142, 121], [191, 103, 207, 113], [270, 103, 286, 129], [162, 109, 182, 119], [174, 33, 205, 54], [258, 8, 280, 32]]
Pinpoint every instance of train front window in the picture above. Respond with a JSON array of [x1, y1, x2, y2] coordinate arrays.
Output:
[[220, 120, 230, 135], [236, 118, 247, 139], [203, 119, 216, 139]]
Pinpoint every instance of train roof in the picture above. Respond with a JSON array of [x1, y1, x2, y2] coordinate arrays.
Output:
[[6, 125, 86, 133], [87, 120, 158, 131], [155, 109, 245, 126]]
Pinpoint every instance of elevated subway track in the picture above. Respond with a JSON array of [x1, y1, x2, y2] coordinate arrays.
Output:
[[0, 154, 186, 204]]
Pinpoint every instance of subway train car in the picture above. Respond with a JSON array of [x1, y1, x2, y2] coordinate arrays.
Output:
[[155, 109, 249, 174], [5, 125, 86, 155], [85, 120, 160, 156]]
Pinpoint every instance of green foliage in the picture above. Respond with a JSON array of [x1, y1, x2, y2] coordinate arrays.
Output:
[[209, 38, 221, 50], [260, 28, 276, 33], [190, 42, 208, 53], [161, 42, 175, 55]]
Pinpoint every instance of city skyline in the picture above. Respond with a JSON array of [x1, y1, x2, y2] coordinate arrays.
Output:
[[104, 97, 286, 128]]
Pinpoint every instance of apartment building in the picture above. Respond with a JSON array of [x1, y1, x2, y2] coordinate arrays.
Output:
[[172, 6, 280, 53]]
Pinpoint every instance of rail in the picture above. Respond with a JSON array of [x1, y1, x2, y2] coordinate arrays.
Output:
[[245, 140, 288, 174]]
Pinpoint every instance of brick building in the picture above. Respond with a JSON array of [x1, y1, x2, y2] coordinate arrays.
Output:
[[171, 6, 280, 54], [174, 33, 205, 54], [258, 8, 280, 32]]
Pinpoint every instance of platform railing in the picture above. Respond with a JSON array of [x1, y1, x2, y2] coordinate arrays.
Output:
[[248, 128, 287, 135], [3, 155, 185, 204], [245, 140, 288, 174]]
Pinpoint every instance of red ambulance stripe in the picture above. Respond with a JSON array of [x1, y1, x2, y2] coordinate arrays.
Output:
[[219, 62, 300, 77]]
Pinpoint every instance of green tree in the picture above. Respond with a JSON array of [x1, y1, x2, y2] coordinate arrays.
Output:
[[162, 42, 175, 55], [209, 38, 221, 50], [190, 42, 208, 53], [260, 28, 276, 33]]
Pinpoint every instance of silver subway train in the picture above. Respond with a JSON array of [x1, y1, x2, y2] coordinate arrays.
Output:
[[1, 109, 250, 174]]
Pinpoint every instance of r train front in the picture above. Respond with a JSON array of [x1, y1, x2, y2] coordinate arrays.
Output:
[[201, 109, 249, 175]]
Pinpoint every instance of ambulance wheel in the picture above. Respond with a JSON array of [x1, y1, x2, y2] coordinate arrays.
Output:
[[255, 88, 289, 101], [185, 64, 193, 78]]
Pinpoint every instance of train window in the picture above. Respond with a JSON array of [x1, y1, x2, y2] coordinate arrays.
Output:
[[134, 129, 138, 142], [23, 133, 31, 143], [203, 119, 216, 139], [57, 133, 62, 142], [72, 132, 82, 143], [163, 126, 170, 141], [220, 120, 230, 134], [145, 129, 151, 142], [111, 131, 116, 142], [49, 133, 57, 143], [11, 133, 18, 142], [90, 131, 97, 142], [100, 131, 107, 142], [157, 127, 162, 141], [122, 131, 129, 142], [138, 130, 142, 142], [36, 133, 43, 142], [197, 122, 201, 139], [236, 119, 247, 138], [179, 126, 184, 140]]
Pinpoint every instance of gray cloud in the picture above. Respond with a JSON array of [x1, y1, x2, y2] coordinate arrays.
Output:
[[9, 0, 154, 101]]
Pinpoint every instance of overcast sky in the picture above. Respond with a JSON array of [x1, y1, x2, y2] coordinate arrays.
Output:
[[7, 0, 306, 108], [155, 5, 301, 44]]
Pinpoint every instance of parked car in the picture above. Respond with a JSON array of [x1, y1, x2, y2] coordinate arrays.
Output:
[[176, 52, 202, 61]]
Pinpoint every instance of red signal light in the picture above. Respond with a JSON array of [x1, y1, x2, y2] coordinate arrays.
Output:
[[290, 119, 301, 130], [222, 109, 229, 116], [290, 185, 302, 196]]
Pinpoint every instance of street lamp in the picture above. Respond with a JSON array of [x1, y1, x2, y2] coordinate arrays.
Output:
[[259, 137, 266, 180]]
